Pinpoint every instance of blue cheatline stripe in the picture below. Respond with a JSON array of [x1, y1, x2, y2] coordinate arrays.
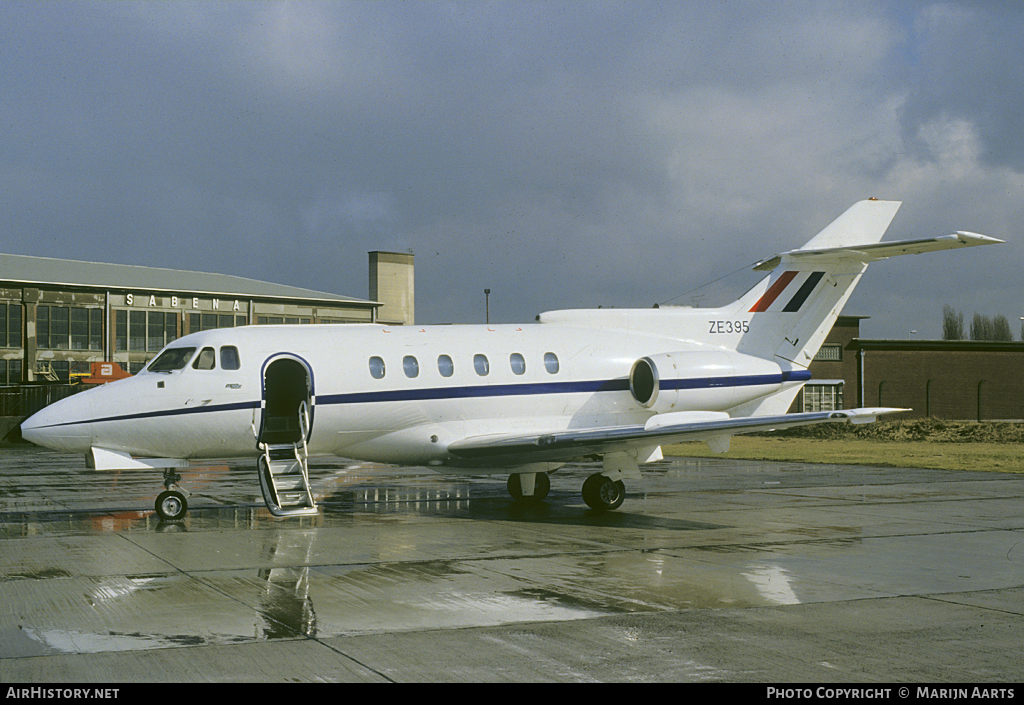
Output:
[[316, 379, 629, 406], [662, 370, 811, 391], [783, 271, 825, 312], [62, 371, 812, 428], [38, 400, 261, 430]]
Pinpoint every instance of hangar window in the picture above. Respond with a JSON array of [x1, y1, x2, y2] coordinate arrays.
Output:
[[0, 359, 22, 384], [256, 316, 311, 326], [0, 304, 22, 349], [544, 352, 559, 374], [190, 313, 248, 335], [368, 356, 386, 379], [802, 382, 844, 412], [220, 346, 241, 370], [192, 347, 216, 370], [403, 355, 420, 378], [116, 310, 178, 352], [510, 353, 526, 375], [437, 354, 454, 377], [37, 306, 103, 351], [474, 354, 489, 376], [147, 312, 177, 351]]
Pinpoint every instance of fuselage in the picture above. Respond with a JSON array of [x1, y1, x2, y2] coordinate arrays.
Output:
[[21, 310, 801, 471]]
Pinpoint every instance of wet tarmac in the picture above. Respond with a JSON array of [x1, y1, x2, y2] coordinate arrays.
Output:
[[1, 446, 1022, 683]]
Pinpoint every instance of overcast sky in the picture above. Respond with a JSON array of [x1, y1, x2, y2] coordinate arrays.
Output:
[[2, 1, 1021, 339]]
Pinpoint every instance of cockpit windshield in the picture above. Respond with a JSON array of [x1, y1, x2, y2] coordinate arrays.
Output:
[[147, 347, 197, 373]]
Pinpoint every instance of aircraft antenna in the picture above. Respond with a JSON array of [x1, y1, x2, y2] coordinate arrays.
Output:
[[656, 259, 760, 307]]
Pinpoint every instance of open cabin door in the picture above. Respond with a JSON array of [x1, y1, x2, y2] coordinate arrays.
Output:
[[260, 357, 313, 446], [257, 356, 318, 517]]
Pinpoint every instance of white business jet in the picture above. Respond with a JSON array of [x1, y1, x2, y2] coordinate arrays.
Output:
[[21, 200, 1000, 521]]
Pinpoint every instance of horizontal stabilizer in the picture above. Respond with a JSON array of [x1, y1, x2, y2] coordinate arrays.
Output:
[[754, 232, 1002, 271], [447, 408, 908, 466]]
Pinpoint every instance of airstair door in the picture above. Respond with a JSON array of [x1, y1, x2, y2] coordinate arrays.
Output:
[[257, 357, 318, 517]]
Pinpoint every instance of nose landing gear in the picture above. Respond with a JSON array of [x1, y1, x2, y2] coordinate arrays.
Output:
[[155, 468, 189, 522]]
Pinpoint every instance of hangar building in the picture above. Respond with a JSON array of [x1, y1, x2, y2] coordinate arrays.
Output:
[[0, 250, 413, 383]]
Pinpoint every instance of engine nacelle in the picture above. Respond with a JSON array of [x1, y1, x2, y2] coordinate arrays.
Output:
[[629, 350, 787, 413]]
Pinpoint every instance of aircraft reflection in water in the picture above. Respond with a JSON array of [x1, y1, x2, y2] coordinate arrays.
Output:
[[20, 200, 1000, 521], [20, 522, 819, 656], [257, 530, 318, 639], [21, 529, 319, 653]]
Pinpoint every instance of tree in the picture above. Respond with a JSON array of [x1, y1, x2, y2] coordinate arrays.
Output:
[[970, 313, 993, 341], [992, 315, 1012, 341], [943, 307, 1014, 341], [942, 305, 964, 340]]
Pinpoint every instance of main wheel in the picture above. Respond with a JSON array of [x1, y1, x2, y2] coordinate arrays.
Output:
[[155, 490, 188, 521], [581, 473, 625, 511], [507, 472, 550, 502]]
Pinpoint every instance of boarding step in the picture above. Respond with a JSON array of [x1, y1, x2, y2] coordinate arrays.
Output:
[[257, 442, 319, 518]]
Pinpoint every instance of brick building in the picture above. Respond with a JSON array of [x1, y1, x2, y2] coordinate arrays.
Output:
[[796, 316, 1024, 421]]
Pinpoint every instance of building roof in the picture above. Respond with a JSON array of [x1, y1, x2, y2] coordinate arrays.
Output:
[[850, 338, 1024, 352], [0, 252, 375, 306]]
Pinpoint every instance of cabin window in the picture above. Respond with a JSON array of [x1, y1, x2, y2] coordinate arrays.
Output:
[[368, 356, 386, 379], [193, 347, 216, 370], [474, 354, 489, 376], [403, 355, 420, 378], [510, 353, 526, 375], [544, 352, 559, 374], [148, 347, 196, 372], [437, 354, 454, 377], [220, 346, 241, 370]]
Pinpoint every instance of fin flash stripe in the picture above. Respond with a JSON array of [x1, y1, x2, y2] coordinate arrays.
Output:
[[749, 271, 798, 312], [783, 271, 825, 312]]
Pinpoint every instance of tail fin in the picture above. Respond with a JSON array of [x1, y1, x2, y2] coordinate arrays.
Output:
[[797, 199, 902, 251], [733, 199, 1000, 367]]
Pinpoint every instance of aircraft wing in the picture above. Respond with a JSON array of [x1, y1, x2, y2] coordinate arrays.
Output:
[[446, 407, 907, 467]]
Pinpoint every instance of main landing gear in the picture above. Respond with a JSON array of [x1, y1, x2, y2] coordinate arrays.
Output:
[[155, 468, 189, 522], [506, 470, 628, 511], [581, 473, 626, 511], [507, 472, 551, 503]]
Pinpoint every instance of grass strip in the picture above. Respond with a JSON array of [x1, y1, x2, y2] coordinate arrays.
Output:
[[664, 437, 1023, 473]]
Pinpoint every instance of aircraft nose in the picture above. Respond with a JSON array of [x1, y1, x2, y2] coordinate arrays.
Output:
[[20, 392, 94, 452]]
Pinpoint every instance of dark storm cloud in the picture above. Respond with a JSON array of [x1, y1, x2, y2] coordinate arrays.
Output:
[[1, 1, 1020, 336], [899, 3, 1024, 172]]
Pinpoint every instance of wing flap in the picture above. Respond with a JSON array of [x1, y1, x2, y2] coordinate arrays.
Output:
[[446, 408, 908, 466]]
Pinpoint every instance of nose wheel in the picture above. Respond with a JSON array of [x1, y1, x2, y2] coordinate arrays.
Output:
[[155, 489, 188, 521], [155, 468, 189, 521]]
